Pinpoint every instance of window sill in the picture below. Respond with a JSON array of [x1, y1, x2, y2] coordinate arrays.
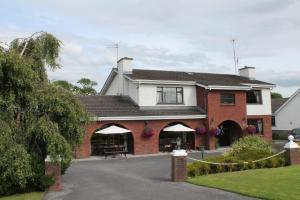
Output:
[[156, 103, 185, 106], [220, 104, 236, 106], [247, 103, 263, 105]]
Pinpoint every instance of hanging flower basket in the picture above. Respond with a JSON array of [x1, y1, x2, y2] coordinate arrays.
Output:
[[142, 127, 154, 138], [196, 127, 207, 135], [210, 127, 222, 136], [247, 125, 256, 134]]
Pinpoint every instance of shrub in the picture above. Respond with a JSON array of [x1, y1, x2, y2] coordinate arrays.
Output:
[[38, 175, 55, 191], [0, 121, 32, 195], [255, 160, 267, 168], [199, 164, 210, 175], [0, 144, 33, 195], [187, 136, 288, 177], [187, 163, 198, 177], [186, 153, 286, 177], [229, 135, 273, 161], [247, 162, 256, 170], [210, 164, 223, 173]]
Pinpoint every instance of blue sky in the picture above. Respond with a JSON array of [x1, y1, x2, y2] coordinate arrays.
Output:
[[1, 0, 300, 97]]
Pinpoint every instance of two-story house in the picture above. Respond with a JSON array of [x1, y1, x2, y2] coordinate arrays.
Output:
[[76, 57, 274, 158]]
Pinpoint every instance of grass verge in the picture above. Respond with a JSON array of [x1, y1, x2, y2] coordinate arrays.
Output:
[[0, 192, 44, 200], [188, 165, 300, 200]]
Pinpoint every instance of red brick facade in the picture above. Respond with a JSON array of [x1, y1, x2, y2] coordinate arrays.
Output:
[[45, 161, 61, 191], [195, 86, 272, 149], [76, 119, 206, 158], [247, 115, 272, 142]]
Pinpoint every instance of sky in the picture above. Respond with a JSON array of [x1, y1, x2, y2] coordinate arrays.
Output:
[[0, 0, 299, 97]]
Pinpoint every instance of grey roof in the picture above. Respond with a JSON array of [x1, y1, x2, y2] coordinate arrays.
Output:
[[126, 69, 273, 86], [77, 95, 206, 117], [272, 98, 289, 113]]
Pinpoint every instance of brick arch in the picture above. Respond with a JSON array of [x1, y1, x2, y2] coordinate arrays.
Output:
[[156, 120, 199, 133], [84, 122, 135, 157], [217, 119, 242, 128], [88, 122, 132, 142], [158, 121, 196, 151], [217, 120, 243, 147]]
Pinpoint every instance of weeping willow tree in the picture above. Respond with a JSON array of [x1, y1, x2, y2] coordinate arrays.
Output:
[[0, 32, 88, 195]]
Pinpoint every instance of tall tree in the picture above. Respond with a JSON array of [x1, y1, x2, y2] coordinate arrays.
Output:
[[271, 92, 283, 99], [52, 80, 75, 92], [0, 32, 88, 195], [52, 78, 98, 95], [75, 78, 98, 95]]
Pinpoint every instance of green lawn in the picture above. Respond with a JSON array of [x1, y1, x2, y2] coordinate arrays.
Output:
[[188, 165, 300, 200], [0, 192, 44, 200]]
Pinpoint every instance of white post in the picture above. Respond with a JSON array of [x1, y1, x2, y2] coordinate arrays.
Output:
[[284, 135, 300, 165]]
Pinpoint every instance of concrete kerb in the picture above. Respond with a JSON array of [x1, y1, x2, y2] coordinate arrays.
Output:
[[72, 148, 231, 162]]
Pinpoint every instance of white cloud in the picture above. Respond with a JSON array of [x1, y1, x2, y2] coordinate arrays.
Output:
[[1, 0, 300, 96]]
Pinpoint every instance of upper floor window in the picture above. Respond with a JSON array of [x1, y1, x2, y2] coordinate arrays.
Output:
[[247, 90, 262, 104], [157, 87, 183, 104], [248, 119, 264, 134], [220, 93, 235, 105]]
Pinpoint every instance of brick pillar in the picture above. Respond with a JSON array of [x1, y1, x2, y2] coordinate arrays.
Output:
[[171, 150, 187, 182], [45, 155, 62, 191], [207, 134, 216, 150], [284, 135, 300, 166]]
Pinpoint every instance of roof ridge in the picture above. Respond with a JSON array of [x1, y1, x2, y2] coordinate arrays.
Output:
[[132, 68, 236, 76]]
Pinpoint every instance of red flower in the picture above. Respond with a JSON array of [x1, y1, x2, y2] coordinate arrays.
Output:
[[247, 125, 256, 134], [142, 127, 154, 138]]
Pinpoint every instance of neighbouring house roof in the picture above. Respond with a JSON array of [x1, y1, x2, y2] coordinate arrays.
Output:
[[272, 88, 300, 115], [126, 69, 273, 87], [271, 98, 289, 113], [77, 95, 206, 120]]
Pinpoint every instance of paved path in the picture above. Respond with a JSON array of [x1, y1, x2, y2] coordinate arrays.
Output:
[[45, 153, 257, 200]]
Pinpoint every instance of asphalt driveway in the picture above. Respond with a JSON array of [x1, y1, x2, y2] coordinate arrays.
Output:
[[45, 153, 257, 200]]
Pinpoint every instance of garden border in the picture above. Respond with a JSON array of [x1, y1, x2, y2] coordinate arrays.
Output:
[[187, 150, 286, 166]]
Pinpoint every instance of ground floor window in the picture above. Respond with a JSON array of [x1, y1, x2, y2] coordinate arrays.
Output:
[[248, 119, 264, 134]]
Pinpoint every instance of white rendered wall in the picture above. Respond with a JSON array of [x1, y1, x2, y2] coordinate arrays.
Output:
[[273, 91, 300, 131], [138, 84, 197, 107], [105, 75, 119, 95], [128, 80, 139, 104], [105, 76, 139, 104], [247, 89, 272, 116]]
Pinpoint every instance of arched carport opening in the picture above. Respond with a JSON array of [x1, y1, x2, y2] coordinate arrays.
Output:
[[90, 124, 134, 156], [159, 122, 195, 152], [217, 120, 242, 147]]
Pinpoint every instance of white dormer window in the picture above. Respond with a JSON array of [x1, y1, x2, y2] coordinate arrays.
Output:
[[157, 87, 183, 104]]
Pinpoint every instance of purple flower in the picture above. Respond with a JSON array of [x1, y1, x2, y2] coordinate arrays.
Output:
[[210, 127, 222, 136], [196, 127, 207, 135]]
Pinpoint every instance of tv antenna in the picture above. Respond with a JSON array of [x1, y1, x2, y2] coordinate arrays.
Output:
[[107, 43, 119, 65], [231, 39, 238, 74]]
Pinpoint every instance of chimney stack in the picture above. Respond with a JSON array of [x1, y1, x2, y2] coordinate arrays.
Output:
[[238, 66, 255, 80], [117, 57, 133, 95]]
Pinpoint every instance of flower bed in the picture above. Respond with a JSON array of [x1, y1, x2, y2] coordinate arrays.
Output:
[[187, 155, 286, 177], [187, 135, 287, 177]]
